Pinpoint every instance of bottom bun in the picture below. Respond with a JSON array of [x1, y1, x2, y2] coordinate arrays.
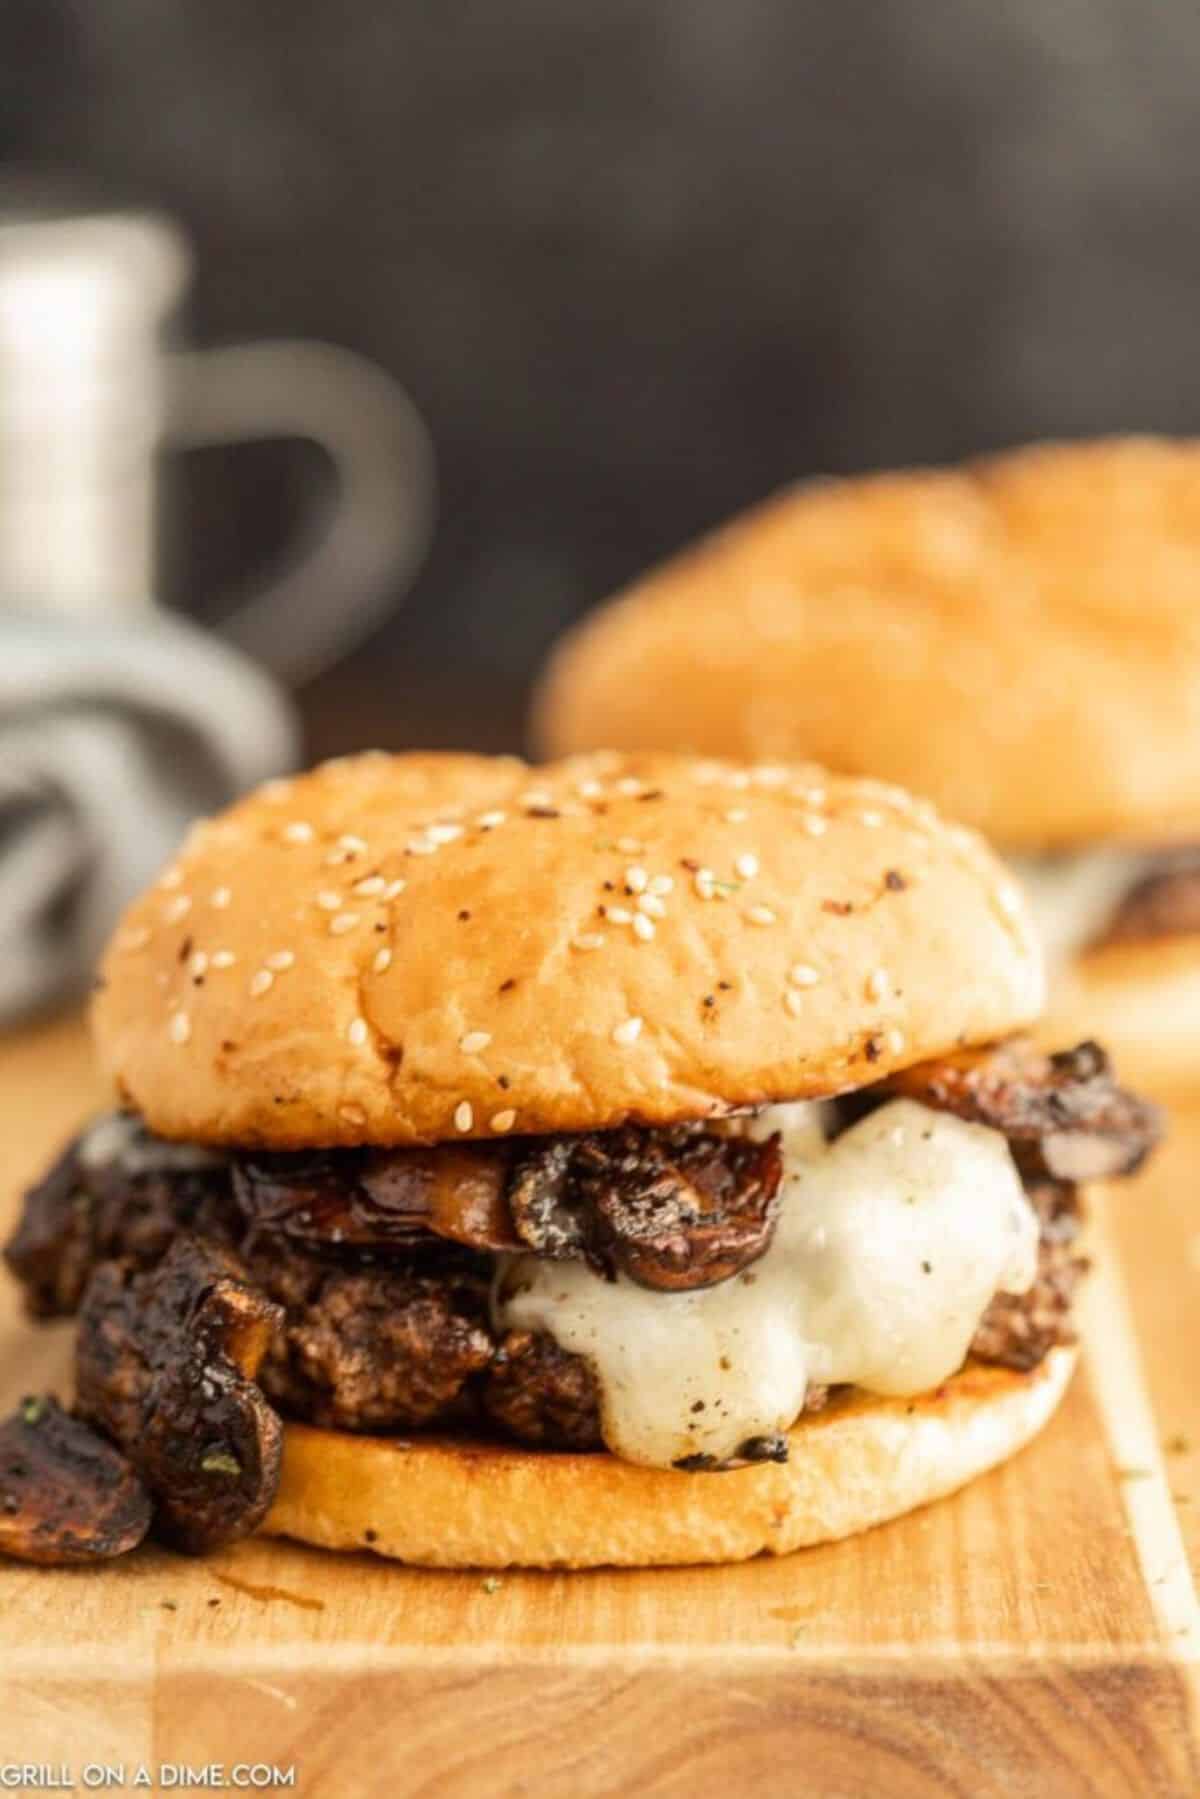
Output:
[[262, 1346, 1077, 1569], [1042, 933, 1200, 1097]]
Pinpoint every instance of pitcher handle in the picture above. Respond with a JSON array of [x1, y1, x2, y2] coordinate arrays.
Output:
[[166, 340, 435, 684]]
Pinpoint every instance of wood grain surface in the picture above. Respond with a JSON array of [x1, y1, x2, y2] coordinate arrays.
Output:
[[0, 1014, 1197, 1796]]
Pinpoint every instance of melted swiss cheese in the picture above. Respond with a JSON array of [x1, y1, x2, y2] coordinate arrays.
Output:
[[497, 1100, 1038, 1469]]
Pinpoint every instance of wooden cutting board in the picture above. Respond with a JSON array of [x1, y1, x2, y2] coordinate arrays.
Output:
[[1, 1014, 1197, 1797]]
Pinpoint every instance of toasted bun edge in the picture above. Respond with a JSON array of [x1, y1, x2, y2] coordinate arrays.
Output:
[[261, 1349, 1076, 1569]]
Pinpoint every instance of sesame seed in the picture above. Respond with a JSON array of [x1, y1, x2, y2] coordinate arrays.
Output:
[[353, 876, 386, 896], [735, 852, 759, 880], [784, 990, 807, 1018], [577, 780, 603, 799], [211, 950, 236, 969], [454, 1101, 474, 1133], [728, 770, 750, 790], [407, 837, 437, 855], [266, 950, 295, 972], [249, 970, 274, 997], [520, 790, 553, 810], [163, 895, 192, 924], [117, 926, 151, 951], [383, 879, 406, 900], [211, 887, 232, 909], [283, 821, 314, 844], [572, 932, 605, 951], [612, 1017, 643, 1045], [866, 968, 891, 1001], [802, 815, 828, 836], [625, 866, 648, 893], [159, 866, 184, 890], [693, 867, 716, 898], [168, 1011, 191, 1045], [615, 836, 643, 855], [747, 906, 776, 926], [789, 963, 820, 987], [477, 810, 507, 830], [752, 765, 787, 787], [189, 951, 209, 978], [339, 1103, 367, 1128], [316, 891, 343, 910], [427, 823, 463, 844], [860, 810, 884, 828], [338, 834, 368, 853], [347, 1016, 369, 1047], [648, 874, 674, 896], [329, 913, 360, 935], [460, 1031, 492, 1054], [632, 913, 656, 941], [638, 893, 666, 918], [490, 1109, 517, 1133], [886, 1028, 906, 1054], [372, 947, 393, 973], [606, 906, 633, 925], [725, 808, 749, 823]]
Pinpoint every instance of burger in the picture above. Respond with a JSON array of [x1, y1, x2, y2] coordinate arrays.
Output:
[[0, 750, 1159, 1569], [533, 437, 1200, 1090]]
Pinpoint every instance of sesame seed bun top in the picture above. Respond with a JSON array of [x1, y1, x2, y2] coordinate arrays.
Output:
[[534, 437, 1200, 852], [91, 750, 1042, 1147]]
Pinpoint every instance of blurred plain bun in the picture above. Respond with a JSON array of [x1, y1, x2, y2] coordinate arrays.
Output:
[[534, 438, 1200, 852], [263, 1349, 1076, 1568], [92, 749, 1041, 1146], [1038, 933, 1200, 1095]]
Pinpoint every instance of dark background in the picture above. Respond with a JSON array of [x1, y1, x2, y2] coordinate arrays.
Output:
[[5, 1, 1200, 756]]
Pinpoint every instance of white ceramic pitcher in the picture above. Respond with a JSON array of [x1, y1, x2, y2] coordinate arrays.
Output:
[[0, 190, 434, 683]]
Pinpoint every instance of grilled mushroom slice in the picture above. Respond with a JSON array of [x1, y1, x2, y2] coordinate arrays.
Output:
[[234, 1143, 520, 1253], [883, 1038, 1162, 1182], [507, 1126, 785, 1290], [75, 1235, 283, 1554], [0, 1397, 151, 1565]]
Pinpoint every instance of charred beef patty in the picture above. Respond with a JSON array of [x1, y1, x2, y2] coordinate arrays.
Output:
[[243, 1242, 494, 1433], [1, 1038, 1156, 1555]]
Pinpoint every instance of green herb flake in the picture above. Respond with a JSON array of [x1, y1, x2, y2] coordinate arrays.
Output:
[[201, 1450, 242, 1478], [20, 1397, 46, 1427], [1117, 1466, 1153, 1482], [481, 1576, 503, 1594]]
